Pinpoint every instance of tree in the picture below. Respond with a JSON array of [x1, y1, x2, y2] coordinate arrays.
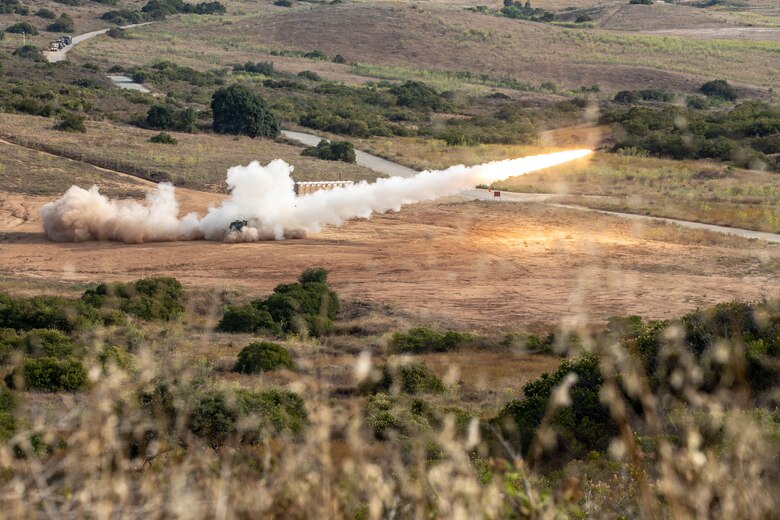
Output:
[[47, 13, 74, 33], [5, 22, 38, 35], [210, 84, 280, 138], [234, 342, 295, 374], [701, 79, 737, 101], [146, 105, 174, 129]]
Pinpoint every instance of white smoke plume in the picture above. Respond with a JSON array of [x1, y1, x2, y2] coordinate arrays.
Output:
[[41, 150, 591, 243]]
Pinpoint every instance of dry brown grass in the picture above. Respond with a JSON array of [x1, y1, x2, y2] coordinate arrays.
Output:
[[0, 139, 150, 197], [0, 113, 381, 192]]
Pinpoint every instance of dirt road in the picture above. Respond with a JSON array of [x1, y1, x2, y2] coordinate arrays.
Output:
[[44, 23, 152, 63]]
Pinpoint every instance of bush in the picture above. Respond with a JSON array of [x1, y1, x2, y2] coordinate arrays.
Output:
[[101, 9, 149, 24], [54, 113, 87, 133], [11, 45, 43, 61], [389, 81, 448, 111], [629, 0, 652, 4], [301, 140, 357, 163], [217, 268, 339, 337], [82, 277, 184, 321], [211, 85, 280, 138], [0, 0, 27, 14], [8, 357, 88, 392], [146, 104, 173, 129], [189, 388, 306, 447], [274, 0, 292, 6], [0, 294, 101, 333], [35, 8, 56, 19], [106, 27, 127, 38], [398, 361, 445, 395], [149, 131, 177, 144], [0, 328, 77, 362], [299, 267, 328, 284], [493, 354, 613, 463], [5, 22, 38, 35], [701, 79, 737, 101], [188, 391, 237, 447], [297, 70, 321, 82], [233, 61, 274, 75], [234, 342, 295, 373], [47, 13, 74, 32], [54, 0, 80, 5], [389, 327, 473, 353], [0, 386, 18, 442]]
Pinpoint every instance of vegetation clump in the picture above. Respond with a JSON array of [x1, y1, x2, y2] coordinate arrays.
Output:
[[0, 293, 101, 333], [397, 361, 446, 395], [211, 84, 280, 138], [701, 79, 738, 101], [82, 277, 185, 321], [46, 13, 74, 32], [54, 113, 87, 133], [149, 131, 177, 144], [389, 327, 473, 353], [35, 8, 56, 18], [146, 104, 196, 132], [6, 357, 88, 392], [301, 140, 356, 163], [5, 22, 37, 35], [232, 61, 274, 75], [217, 268, 340, 337], [602, 101, 780, 169], [0, 0, 28, 14], [188, 387, 306, 447], [234, 342, 295, 374]]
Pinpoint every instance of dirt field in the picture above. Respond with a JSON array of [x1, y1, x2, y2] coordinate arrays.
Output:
[[2, 189, 778, 331]]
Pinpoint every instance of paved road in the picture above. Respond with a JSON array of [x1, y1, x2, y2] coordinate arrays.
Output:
[[282, 130, 417, 178], [282, 129, 780, 243], [44, 23, 152, 64], [107, 75, 151, 93]]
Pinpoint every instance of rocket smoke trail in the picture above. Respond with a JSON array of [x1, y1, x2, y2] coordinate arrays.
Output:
[[40, 149, 592, 243]]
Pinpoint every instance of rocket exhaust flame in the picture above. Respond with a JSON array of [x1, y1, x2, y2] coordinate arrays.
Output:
[[41, 149, 592, 243]]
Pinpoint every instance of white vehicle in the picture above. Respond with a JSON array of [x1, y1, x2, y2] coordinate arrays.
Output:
[[48, 42, 62, 52]]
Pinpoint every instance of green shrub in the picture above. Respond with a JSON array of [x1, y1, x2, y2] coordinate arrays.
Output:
[[5, 22, 38, 35], [629, 0, 652, 4], [11, 45, 44, 61], [0, 0, 27, 14], [297, 70, 321, 82], [299, 267, 329, 284], [189, 388, 307, 447], [301, 140, 357, 163], [188, 391, 237, 447], [101, 9, 149, 24], [211, 84, 280, 138], [233, 61, 274, 75], [216, 304, 278, 334], [0, 385, 18, 442], [0, 293, 102, 333], [149, 131, 177, 144], [47, 13, 74, 32], [389, 81, 448, 111], [35, 8, 56, 19], [106, 27, 127, 38], [363, 393, 431, 440], [492, 354, 612, 463], [701, 79, 737, 101], [99, 345, 138, 373], [54, 113, 87, 133], [9, 357, 88, 392], [398, 361, 445, 395], [217, 268, 339, 337], [82, 277, 184, 321], [234, 342, 295, 373], [389, 327, 472, 353], [274, 0, 292, 5], [235, 388, 307, 442]]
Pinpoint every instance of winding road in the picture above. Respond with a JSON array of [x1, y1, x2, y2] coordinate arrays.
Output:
[[37, 27, 780, 244]]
